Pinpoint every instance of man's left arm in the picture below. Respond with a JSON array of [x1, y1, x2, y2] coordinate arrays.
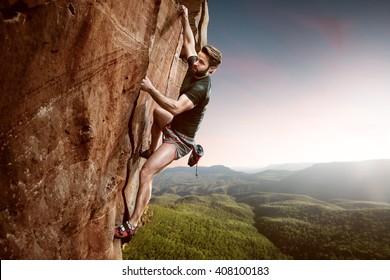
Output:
[[141, 77, 194, 116], [179, 5, 197, 59]]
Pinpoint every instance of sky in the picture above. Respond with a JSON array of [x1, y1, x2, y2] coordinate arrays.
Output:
[[173, 0, 390, 170]]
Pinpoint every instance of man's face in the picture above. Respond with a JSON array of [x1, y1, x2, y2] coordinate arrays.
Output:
[[191, 51, 211, 78]]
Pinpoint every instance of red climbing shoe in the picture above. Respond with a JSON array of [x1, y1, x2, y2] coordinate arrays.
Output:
[[114, 221, 138, 239]]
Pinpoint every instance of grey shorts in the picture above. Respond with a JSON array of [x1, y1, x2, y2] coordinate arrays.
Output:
[[163, 124, 194, 160]]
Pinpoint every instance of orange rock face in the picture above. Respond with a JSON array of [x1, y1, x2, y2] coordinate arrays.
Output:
[[0, 0, 208, 259]]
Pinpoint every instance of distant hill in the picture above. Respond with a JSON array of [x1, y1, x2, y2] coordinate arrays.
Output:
[[162, 164, 236, 175], [155, 159, 390, 202], [271, 159, 390, 202], [233, 162, 313, 173], [257, 162, 314, 172], [153, 165, 274, 196]]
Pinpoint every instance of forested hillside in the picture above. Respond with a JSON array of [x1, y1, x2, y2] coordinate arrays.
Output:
[[237, 193, 390, 259], [123, 161, 390, 260], [123, 194, 288, 260], [123, 192, 390, 260]]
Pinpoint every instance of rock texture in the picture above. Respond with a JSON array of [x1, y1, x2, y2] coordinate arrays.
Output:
[[0, 0, 208, 259]]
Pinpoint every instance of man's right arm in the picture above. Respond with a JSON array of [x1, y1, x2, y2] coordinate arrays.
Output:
[[180, 5, 197, 59]]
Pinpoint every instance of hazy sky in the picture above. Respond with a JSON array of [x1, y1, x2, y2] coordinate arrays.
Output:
[[173, 0, 390, 169]]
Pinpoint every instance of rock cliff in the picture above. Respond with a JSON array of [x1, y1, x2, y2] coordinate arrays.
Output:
[[0, 0, 208, 259]]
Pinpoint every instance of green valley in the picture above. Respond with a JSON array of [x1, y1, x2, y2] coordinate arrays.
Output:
[[123, 161, 390, 260], [123, 194, 288, 260]]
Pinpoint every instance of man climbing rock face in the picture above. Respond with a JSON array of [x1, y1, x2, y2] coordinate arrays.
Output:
[[114, 5, 222, 239]]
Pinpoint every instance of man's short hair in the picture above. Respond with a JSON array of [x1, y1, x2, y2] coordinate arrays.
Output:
[[201, 45, 222, 68]]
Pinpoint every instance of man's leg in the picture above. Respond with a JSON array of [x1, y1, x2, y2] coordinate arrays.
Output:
[[149, 107, 173, 153], [129, 142, 177, 227]]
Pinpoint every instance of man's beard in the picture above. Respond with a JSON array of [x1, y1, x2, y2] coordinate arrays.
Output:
[[192, 66, 209, 78]]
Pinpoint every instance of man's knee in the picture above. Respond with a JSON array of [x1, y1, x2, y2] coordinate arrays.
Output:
[[140, 163, 155, 182], [153, 107, 163, 120], [140, 164, 150, 178], [153, 107, 173, 129]]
